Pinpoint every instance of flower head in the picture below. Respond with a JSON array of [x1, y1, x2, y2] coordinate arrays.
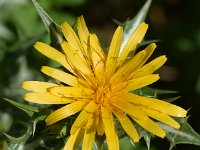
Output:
[[22, 16, 187, 150]]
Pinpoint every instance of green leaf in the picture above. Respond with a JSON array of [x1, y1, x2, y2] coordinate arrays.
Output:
[[158, 118, 200, 150], [164, 96, 181, 103], [140, 39, 160, 47], [3, 98, 39, 117], [4, 122, 32, 149], [136, 124, 152, 150], [136, 87, 179, 98], [120, 0, 152, 52], [32, 0, 63, 46], [32, 115, 46, 136], [32, 0, 54, 32]]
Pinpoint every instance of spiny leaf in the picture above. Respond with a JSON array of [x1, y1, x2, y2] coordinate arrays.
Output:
[[140, 39, 161, 47], [133, 122, 152, 150], [120, 0, 152, 52], [158, 118, 200, 150], [32, 0, 54, 32], [4, 122, 32, 146], [137, 87, 179, 98], [32, 115, 46, 136], [164, 96, 181, 103], [3, 98, 39, 117], [32, 0, 63, 46]]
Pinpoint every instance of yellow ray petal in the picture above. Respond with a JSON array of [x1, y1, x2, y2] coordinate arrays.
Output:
[[89, 34, 105, 63], [118, 22, 148, 66], [133, 116, 166, 138], [110, 50, 147, 85], [61, 21, 85, 58], [82, 114, 97, 150], [45, 101, 87, 125], [34, 42, 73, 72], [88, 34, 105, 72], [110, 97, 147, 120], [22, 81, 57, 92], [110, 43, 157, 85], [142, 43, 157, 64], [141, 108, 180, 129], [77, 15, 89, 53], [70, 101, 98, 134], [101, 105, 119, 150], [24, 92, 73, 104], [125, 74, 160, 91], [127, 94, 187, 117], [64, 128, 81, 150], [49, 86, 82, 97], [64, 127, 85, 150], [111, 98, 165, 138], [97, 116, 104, 136], [106, 26, 123, 78], [61, 42, 92, 77], [132, 55, 167, 78], [48, 86, 92, 98], [41, 66, 78, 87], [112, 108, 139, 142]]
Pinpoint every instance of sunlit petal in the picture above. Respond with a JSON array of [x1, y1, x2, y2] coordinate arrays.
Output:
[[106, 26, 123, 78], [133, 116, 166, 138], [34, 42, 73, 72], [41, 66, 78, 86], [127, 94, 187, 117], [45, 101, 87, 125], [22, 81, 58, 92], [64, 127, 85, 150], [97, 116, 104, 136], [61, 21, 85, 58], [61, 41, 92, 76], [101, 105, 119, 150], [141, 108, 180, 129], [125, 74, 159, 91], [113, 108, 139, 142], [118, 22, 148, 66], [24, 92, 73, 104], [132, 55, 167, 78], [82, 114, 97, 150], [70, 101, 98, 134], [48, 86, 88, 98]]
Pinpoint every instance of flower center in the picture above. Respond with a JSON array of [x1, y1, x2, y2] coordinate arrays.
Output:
[[95, 85, 111, 107]]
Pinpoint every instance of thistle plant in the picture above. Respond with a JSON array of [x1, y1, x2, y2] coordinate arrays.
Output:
[[1, 0, 200, 150]]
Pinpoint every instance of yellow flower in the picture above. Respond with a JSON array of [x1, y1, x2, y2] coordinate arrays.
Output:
[[22, 16, 187, 150]]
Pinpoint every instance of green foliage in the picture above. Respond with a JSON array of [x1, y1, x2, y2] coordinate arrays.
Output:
[[32, 0, 54, 32], [158, 118, 200, 150], [4, 98, 39, 117], [4, 122, 32, 150]]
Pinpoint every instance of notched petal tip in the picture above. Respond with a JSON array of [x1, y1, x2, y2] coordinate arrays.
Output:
[[155, 74, 160, 80], [21, 81, 27, 89], [177, 109, 188, 118], [160, 132, 166, 138], [161, 55, 167, 62], [61, 21, 68, 27], [45, 118, 52, 126], [149, 42, 157, 49], [34, 41, 43, 50]]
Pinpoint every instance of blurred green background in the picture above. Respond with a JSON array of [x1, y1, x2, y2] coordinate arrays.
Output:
[[0, 0, 200, 149]]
